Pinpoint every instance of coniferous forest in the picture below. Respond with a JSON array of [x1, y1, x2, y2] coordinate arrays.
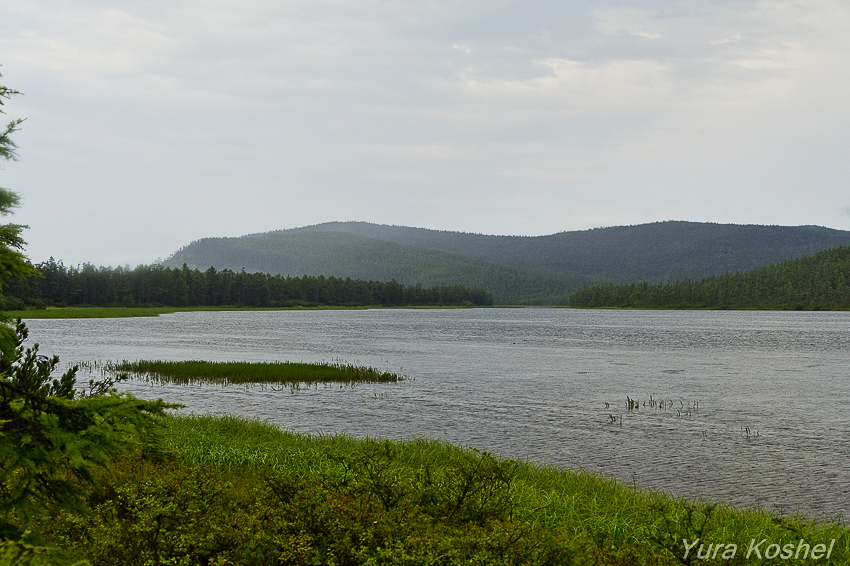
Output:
[[159, 222, 850, 304], [568, 246, 850, 310], [5, 245, 850, 310], [167, 221, 850, 287], [0, 258, 493, 310]]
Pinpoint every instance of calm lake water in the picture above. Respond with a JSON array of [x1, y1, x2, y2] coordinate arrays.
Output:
[[26, 308, 850, 519]]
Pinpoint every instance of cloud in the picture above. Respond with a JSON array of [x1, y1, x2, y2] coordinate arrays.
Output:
[[1, 0, 850, 263], [453, 58, 674, 116]]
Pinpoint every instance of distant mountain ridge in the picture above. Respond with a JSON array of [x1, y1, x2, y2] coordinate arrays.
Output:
[[282, 221, 850, 281], [164, 221, 850, 304]]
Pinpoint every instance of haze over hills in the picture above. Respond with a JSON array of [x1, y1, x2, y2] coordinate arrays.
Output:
[[164, 231, 594, 304], [164, 221, 850, 304], [283, 221, 850, 281]]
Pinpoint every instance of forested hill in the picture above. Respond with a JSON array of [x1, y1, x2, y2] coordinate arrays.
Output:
[[283, 221, 850, 283], [164, 231, 595, 304], [164, 221, 850, 304], [569, 246, 850, 310]]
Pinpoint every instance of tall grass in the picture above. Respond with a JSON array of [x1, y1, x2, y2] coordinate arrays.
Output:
[[30, 414, 849, 565], [162, 415, 849, 551], [8, 305, 376, 319], [9, 305, 466, 319], [8, 306, 188, 318], [107, 359, 402, 385]]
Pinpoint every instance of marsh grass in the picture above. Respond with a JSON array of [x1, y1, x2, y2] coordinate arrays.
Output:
[[28, 415, 849, 565], [166, 416, 848, 551], [5, 306, 189, 318], [187, 416, 849, 543], [612, 396, 700, 422], [6, 305, 374, 319], [106, 359, 403, 386], [8, 304, 475, 319]]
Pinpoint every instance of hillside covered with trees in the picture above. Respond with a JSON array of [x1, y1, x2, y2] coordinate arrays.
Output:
[[283, 221, 850, 281], [568, 246, 850, 310], [1, 259, 493, 309], [163, 221, 850, 304], [163, 231, 596, 304]]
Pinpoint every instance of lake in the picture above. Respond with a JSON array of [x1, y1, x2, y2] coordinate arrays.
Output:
[[26, 308, 850, 519]]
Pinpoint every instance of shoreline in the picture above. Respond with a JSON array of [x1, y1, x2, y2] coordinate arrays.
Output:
[[31, 413, 850, 565], [5, 304, 496, 319], [9, 303, 850, 318]]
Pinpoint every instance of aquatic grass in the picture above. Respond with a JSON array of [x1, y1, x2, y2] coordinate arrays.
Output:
[[106, 359, 403, 386], [614, 395, 699, 417], [741, 426, 760, 439]]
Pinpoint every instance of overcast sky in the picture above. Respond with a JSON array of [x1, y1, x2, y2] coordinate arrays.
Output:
[[2, 0, 849, 266]]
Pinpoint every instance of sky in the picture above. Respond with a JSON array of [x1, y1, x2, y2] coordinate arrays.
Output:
[[1, 0, 850, 266]]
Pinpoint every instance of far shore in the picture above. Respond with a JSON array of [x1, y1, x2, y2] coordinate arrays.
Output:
[[5, 304, 500, 319], [9, 303, 846, 319]]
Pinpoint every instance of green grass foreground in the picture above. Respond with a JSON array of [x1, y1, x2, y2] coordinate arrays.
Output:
[[30, 415, 849, 565], [108, 360, 402, 385]]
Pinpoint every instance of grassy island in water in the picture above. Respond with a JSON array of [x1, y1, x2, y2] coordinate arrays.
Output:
[[107, 359, 402, 386]]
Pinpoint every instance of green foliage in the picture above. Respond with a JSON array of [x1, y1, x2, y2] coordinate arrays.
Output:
[[0, 539, 87, 566], [164, 230, 591, 304], [0, 320, 174, 541], [32, 430, 577, 565], [182, 221, 850, 303], [0, 70, 175, 565], [158, 221, 850, 305], [27, 415, 850, 565], [0, 71, 25, 164], [41, 454, 563, 566], [10, 259, 493, 308], [570, 245, 850, 310], [15, 221, 844, 306], [0, 72, 39, 310], [0, 71, 38, 360], [107, 359, 402, 386]]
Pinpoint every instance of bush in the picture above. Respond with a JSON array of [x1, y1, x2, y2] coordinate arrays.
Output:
[[0, 319, 174, 541]]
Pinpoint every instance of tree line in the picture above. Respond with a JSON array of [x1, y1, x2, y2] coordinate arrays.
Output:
[[1, 258, 493, 309], [1, 71, 174, 553], [568, 246, 850, 310], [164, 230, 590, 305]]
